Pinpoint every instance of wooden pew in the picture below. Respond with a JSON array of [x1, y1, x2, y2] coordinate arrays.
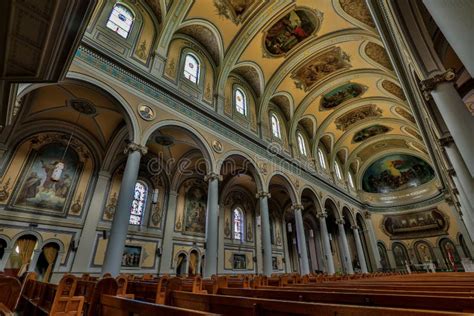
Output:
[[75, 277, 118, 316], [0, 276, 21, 316], [217, 288, 474, 313], [126, 276, 169, 304], [167, 291, 471, 316], [20, 274, 85, 315], [99, 294, 221, 316]]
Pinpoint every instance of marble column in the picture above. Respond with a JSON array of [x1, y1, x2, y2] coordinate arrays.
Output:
[[72, 171, 111, 273], [352, 225, 368, 273], [0, 249, 12, 272], [159, 191, 178, 274], [293, 204, 310, 275], [422, 0, 474, 77], [203, 173, 221, 277], [102, 143, 146, 276], [257, 192, 273, 276], [364, 212, 382, 270], [420, 72, 474, 176], [317, 212, 335, 275], [336, 219, 354, 274]]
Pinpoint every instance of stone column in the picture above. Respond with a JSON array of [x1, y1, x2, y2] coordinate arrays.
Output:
[[422, 0, 474, 77], [159, 191, 178, 274], [352, 225, 368, 273], [102, 143, 146, 276], [420, 71, 474, 176], [72, 171, 111, 273], [314, 229, 325, 272], [0, 249, 12, 272], [336, 219, 354, 274], [28, 249, 41, 272], [257, 191, 273, 276], [293, 204, 310, 275], [203, 173, 221, 277], [364, 211, 382, 270], [317, 212, 335, 275]]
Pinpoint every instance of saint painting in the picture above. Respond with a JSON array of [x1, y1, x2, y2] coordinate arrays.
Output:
[[184, 185, 207, 234], [11, 143, 81, 215], [264, 10, 319, 56], [321, 83, 365, 109]]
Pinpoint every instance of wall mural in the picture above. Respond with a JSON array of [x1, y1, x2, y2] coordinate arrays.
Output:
[[382, 80, 406, 101], [264, 9, 319, 56], [214, 0, 255, 24], [382, 208, 448, 240], [395, 107, 416, 124], [365, 42, 394, 71], [335, 104, 382, 131], [362, 154, 435, 193], [10, 143, 82, 215], [440, 238, 462, 269], [352, 125, 391, 143], [292, 47, 351, 91], [320, 83, 366, 109], [183, 179, 207, 235], [339, 0, 376, 28]]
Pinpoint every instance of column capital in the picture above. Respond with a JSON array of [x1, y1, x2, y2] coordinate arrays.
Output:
[[256, 191, 271, 199], [438, 134, 454, 147], [204, 172, 222, 182], [420, 69, 456, 100], [363, 210, 372, 219], [351, 225, 359, 230], [124, 142, 148, 155], [335, 219, 345, 225], [447, 167, 456, 177], [291, 204, 304, 211], [316, 211, 327, 218]]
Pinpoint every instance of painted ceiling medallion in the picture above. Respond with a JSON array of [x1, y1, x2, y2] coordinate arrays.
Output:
[[335, 104, 382, 131], [292, 47, 351, 91], [264, 9, 322, 57], [320, 82, 366, 110], [68, 98, 97, 116], [212, 140, 223, 153], [395, 107, 416, 124], [352, 125, 391, 143], [138, 104, 155, 121], [362, 154, 435, 194], [213, 0, 255, 24], [339, 0, 376, 28], [382, 80, 406, 100], [365, 42, 394, 71]]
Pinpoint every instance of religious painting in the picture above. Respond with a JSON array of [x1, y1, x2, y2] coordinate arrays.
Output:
[[352, 125, 391, 143], [183, 180, 207, 235], [10, 143, 82, 215], [439, 238, 462, 270], [335, 104, 382, 131], [264, 9, 320, 57], [392, 242, 410, 267], [365, 42, 393, 71], [320, 83, 366, 109], [292, 47, 351, 91], [395, 107, 416, 124], [382, 80, 406, 101], [122, 245, 141, 268], [377, 242, 390, 270], [233, 254, 247, 270], [214, 0, 255, 24], [382, 209, 448, 240], [339, 0, 376, 28], [414, 241, 434, 264]]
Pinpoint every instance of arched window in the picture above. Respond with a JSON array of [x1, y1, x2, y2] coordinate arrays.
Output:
[[271, 113, 281, 139], [233, 208, 244, 241], [234, 88, 247, 116], [183, 53, 200, 84], [297, 132, 307, 156], [106, 4, 134, 38], [318, 148, 326, 169], [129, 181, 147, 225], [348, 172, 355, 189], [334, 161, 342, 180]]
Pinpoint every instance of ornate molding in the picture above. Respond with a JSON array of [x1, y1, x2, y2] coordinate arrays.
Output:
[[204, 172, 222, 182], [255, 191, 271, 199], [351, 225, 359, 230], [420, 69, 456, 100], [291, 204, 304, 211], [124, 142, 148, 155], [363, 210, 371, 219], [335, 219, 345, 225], [316, 212, 327, 218], [438, 134, 454, 147]]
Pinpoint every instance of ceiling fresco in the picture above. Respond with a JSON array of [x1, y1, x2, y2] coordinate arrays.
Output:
[[138, 0, 434, 203]]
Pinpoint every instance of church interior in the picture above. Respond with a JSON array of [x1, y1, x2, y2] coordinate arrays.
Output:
[[0, 0, 473, 315]]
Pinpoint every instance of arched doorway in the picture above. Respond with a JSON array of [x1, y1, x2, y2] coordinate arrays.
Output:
[[377, 242, 391, 271], [392, 242, 410, 270], [35, 242, 60, 282], [188, 250, 199, 276], [176, 253, 187, 276], [7, 234, 38, 276]]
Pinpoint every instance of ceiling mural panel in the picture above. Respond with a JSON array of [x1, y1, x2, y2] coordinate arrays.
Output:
[[352, 125, 391, 143], [320, 82, 366, 110], [382, 80, 406, 101], [364, 42, 394, 71], [338, 0, 376, 28], [394, 106, 416, 124], [213, 0, 256, 24], [335, 104, 382, 131], [362, 154, 435, 194]]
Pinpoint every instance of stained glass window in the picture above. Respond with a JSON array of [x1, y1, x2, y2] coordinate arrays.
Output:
[[318, 148, 326, 169], [129, 181, 147, 225], [233, 208, 244, 241], [235, 88, 247, 116], [106, 4, 134, 38], [183, 54, 200, 83], [334, 161, 342, 180], [297, 132, 307, 156], [271, 113, 281, 139]]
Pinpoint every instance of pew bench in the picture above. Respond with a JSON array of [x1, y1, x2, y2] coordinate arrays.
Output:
[[0, 276, 21, 315]]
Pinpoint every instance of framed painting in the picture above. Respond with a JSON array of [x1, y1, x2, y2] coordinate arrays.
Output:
[[233, 254, 247, 270], [122, 245, 142, 268]]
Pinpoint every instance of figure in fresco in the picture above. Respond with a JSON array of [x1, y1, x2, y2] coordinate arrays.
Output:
[[184, 186, 207, 234], [352, 125, 390, 143], [321, 83, 364, 109], [17, 172, 42, 203], [54, 174, 71, 198], [41, 160, 59, 190]]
